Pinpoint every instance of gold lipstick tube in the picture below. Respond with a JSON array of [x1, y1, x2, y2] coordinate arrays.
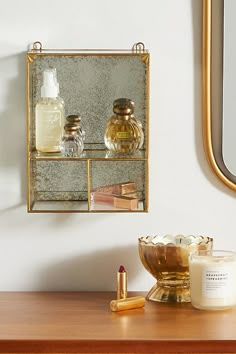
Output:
[[117, 266, 127, 299], [110, 296, 145, 312]]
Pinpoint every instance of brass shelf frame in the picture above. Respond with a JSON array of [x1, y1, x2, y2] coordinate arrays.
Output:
[[27, 42, 150, 213]]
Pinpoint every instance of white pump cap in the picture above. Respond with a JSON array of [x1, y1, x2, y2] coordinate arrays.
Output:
[[51, 67, 60, 96], [41, 69, 58, 98]]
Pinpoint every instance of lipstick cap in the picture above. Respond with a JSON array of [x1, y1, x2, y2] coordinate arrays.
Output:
[[110, 296, 145, 312]]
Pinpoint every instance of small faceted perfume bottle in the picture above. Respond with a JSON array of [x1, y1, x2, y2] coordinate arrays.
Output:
[[60, 122, 84, 157], [66, 114, 85, 142], [35, 69, 65, 153], [104, 98, 144, 155]]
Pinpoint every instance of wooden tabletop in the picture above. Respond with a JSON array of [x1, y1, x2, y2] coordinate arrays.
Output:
[[0, 291, 235, 353]]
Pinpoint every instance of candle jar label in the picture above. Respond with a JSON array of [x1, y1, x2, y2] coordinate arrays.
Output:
[[203, 266, 232, 298]]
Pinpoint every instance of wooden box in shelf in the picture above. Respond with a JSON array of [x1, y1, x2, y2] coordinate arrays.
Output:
[[27, 42, 149, 213]]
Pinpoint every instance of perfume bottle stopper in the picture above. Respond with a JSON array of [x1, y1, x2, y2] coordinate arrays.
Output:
[[66, 114, 85, 141]]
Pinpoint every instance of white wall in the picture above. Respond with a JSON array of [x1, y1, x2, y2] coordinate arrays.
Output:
[[0, 0, 236, 291]]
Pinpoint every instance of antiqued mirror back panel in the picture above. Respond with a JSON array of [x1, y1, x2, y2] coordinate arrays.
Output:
[[27, 44, 149, 212]]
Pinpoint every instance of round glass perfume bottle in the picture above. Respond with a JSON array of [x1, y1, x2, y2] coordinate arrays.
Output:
[[60, 122, 84, 157], [66, 114, 85, 142], [104, 98, 144, 155]]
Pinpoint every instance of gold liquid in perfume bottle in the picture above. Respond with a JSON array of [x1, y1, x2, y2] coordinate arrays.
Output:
[[104, 98, 144, 155], [36, 98, 64, 152]]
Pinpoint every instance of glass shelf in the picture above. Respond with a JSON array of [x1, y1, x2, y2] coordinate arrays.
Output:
[[30, 148, 147, 161], [31, 200, 145, 212], [89, 200, 145, 211], [31, 200, 89, 212]]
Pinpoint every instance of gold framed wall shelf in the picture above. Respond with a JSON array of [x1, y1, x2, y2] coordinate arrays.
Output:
[[203, 0, 236, 191], [27, 42, 149, 212]]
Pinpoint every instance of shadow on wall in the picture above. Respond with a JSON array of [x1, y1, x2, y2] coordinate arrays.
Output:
[[0, 52, 27, 207], [191, 0, 236, 197], [37, 244, 142, 291]]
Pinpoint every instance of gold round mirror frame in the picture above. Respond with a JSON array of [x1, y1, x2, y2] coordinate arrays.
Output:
[[202, 0, 236, 191]]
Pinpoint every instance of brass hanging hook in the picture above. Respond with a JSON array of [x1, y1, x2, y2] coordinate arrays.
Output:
[[133, 42, 146, 53], [32, 41, 43, 52]]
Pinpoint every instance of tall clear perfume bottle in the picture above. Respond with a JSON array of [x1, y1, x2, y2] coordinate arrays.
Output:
[[104, 98, 144, 155], [66, 114, 85, 142], [35, 69, 65, 153], [60, 122, 84, 157]]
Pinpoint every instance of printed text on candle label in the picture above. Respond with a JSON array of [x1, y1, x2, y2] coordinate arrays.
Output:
[[203, 267, 232, 298]]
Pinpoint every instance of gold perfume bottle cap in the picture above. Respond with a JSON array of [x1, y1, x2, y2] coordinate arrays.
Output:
[[66, 114, 81, 124], [110, 296, 145, 312], [113, 98, 134, 115], [64, 122, 79, 132]]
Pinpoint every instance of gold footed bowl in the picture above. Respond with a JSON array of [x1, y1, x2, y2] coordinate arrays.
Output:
[[138, 235, 213, 303]]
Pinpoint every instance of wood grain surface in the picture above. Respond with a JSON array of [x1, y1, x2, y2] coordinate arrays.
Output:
[[0, 291, 235, 353]]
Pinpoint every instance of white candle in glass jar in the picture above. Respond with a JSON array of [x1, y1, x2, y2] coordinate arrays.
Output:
[[189, 250, 236, 310]]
